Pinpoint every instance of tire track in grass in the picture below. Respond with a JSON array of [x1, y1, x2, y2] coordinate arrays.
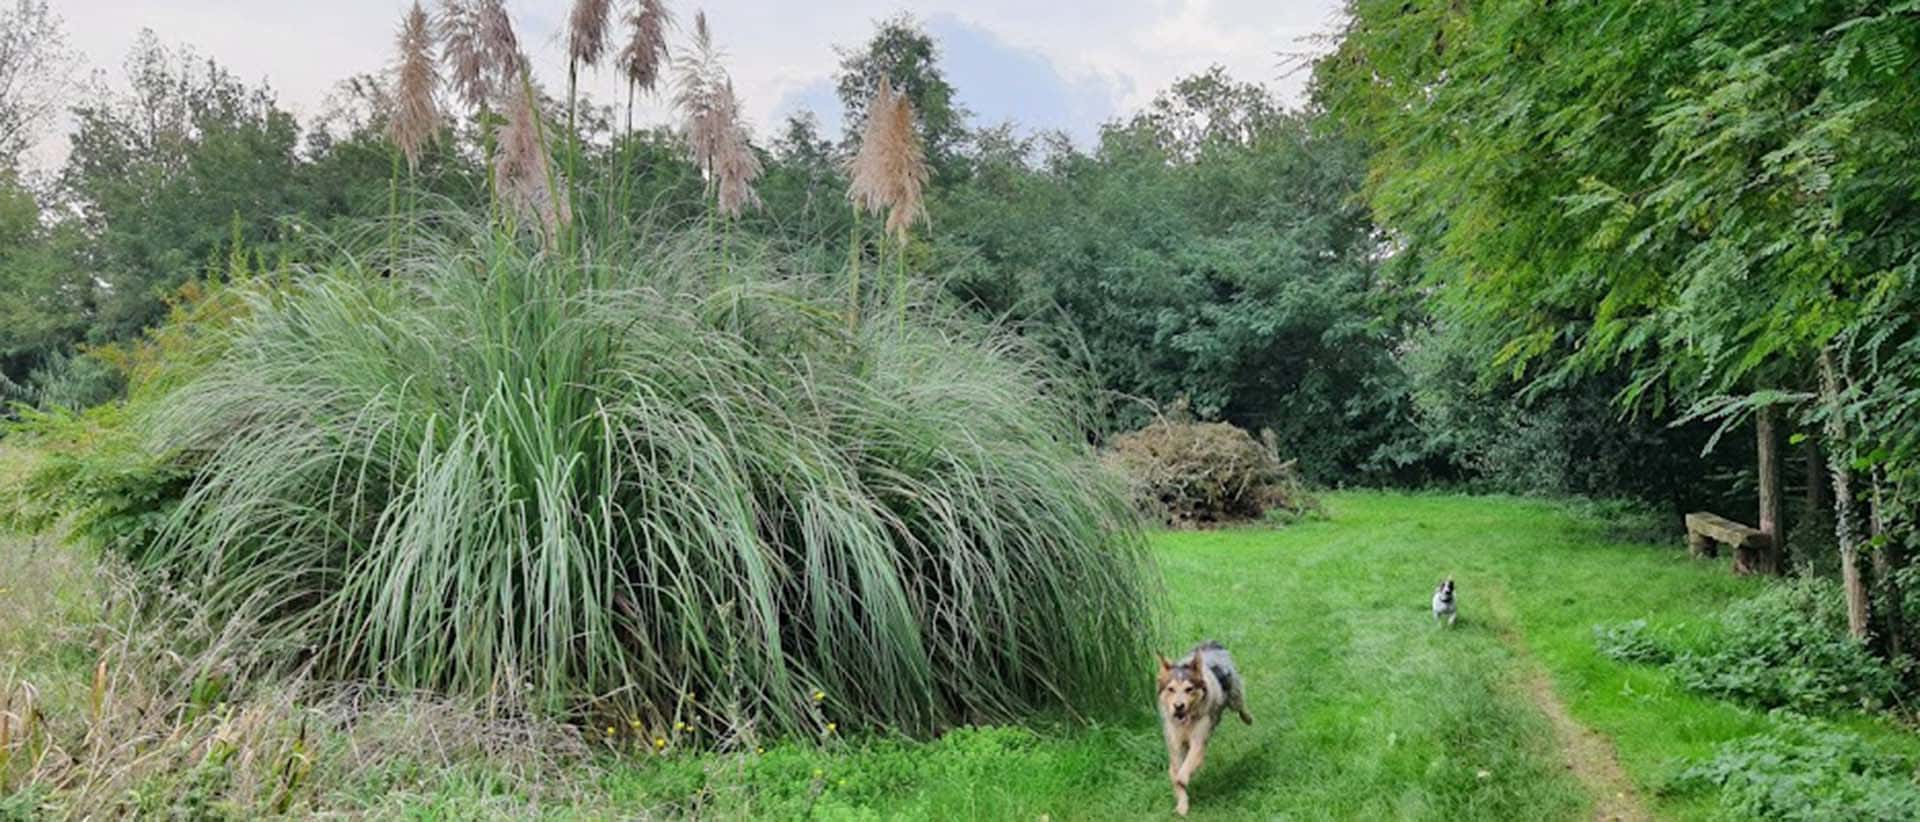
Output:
[[1481, 581, 1649, 822]]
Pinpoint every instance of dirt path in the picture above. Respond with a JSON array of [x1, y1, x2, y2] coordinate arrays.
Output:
[[1483, 584, 1651, 822]]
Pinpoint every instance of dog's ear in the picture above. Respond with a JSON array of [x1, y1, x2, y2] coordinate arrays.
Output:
[[1184, 656, 1203, 675], [1157, 654, 1172, 673]]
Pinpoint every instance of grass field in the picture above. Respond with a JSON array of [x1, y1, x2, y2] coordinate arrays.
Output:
[[8, 491, 1920, 818]]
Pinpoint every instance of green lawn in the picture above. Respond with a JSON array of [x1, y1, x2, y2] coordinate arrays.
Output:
[[9, 492, 1920, 818]]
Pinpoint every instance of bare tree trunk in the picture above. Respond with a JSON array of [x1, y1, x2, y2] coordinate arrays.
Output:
[[1870, 467, 1906, 659], [1820, 349, 1873, 641], [1750, 404, 1784, 575]]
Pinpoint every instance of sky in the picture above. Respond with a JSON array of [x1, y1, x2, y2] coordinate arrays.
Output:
[[35, 0, 1347, 169]]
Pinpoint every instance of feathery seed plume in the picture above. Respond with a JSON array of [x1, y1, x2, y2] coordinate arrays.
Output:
[[494, 84, 571, 239], [618, 0, 672, 94], [437, 0, 490, 109], [708, 80, 762, 217], [477, 0, 527, 80], [390, 2, 442, 172], [568, 0, 614, 68], [846, 78, 929, 240], [674, 11, 760, 217]]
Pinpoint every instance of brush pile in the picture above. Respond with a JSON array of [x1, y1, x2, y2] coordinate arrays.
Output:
[[1104, 417, 1316, 527]]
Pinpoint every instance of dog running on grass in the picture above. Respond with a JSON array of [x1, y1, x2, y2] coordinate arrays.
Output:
[[1156, 640, 1253, 816], [1432, 576, 1457, 627]]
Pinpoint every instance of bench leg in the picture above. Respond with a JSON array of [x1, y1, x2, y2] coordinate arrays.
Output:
[[1688, 532, 1717, 560], [1733, 544, 1756, 575]]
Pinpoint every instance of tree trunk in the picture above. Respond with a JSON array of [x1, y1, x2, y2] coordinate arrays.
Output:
[[1820, 349, 1873, 641], [1806, 436, 1829, 517], [1870, 467, 1906, 659], [1748, 405, 1784, 575]]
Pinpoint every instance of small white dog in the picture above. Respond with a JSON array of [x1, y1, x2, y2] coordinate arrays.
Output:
[[1432, 576, 1457, 627]]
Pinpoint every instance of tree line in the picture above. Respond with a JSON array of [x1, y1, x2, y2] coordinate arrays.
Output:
[[2, 4, 1759, 513]]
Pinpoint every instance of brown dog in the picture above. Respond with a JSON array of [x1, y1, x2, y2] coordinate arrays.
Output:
[[1157, 641, 1253, 816]]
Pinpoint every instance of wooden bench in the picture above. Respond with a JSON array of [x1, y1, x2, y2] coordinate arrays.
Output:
[[1686, 512, 1772, 573]]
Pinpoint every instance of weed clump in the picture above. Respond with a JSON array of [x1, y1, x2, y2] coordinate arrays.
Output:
[[1666, 714, 1920, 821], [1596, 577, 1901, 715]]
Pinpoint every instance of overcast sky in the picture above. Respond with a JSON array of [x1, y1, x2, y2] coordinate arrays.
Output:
[[38, 1, 1346, 169]]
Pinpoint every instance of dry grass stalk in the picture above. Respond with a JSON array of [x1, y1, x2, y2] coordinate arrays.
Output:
[[568, 0, 614, 68], [1, 685, 12, 772], [0, 556, 593, 815], [618, 0, 672, 94], [89, 658, 106, 726], [673, 11, 760, 217], [845, 78, 929, 240], [494, 83, 572, 239], [389, 2, 442, 172]]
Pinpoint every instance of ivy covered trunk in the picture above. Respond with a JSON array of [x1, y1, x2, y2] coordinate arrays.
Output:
[[1870, 468, 1906, 659], [1820, 349, 1872, 641], [1749, 405, 1784, 575]]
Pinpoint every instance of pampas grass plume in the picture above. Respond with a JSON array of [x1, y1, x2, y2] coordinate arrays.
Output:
[[390, 2, 441, 172], [568, 0, 614, 68], [618, 0, 672, 94], [846, 78, 929, 240]]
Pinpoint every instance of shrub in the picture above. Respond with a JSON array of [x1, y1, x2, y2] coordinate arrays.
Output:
[[121, 225, 1158, 738], [1, 277, 243, 544], [1666, 714, 1920, 821], [1670, 577, 1901, 713], [1103, 415, 1317, 527], [1593, 619, 1675, 666]]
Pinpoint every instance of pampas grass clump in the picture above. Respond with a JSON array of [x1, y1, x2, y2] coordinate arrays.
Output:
[[127, 222, 1157, 738]]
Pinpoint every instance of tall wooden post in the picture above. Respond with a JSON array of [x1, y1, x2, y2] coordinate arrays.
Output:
[[1751, 405, 1784, 575]]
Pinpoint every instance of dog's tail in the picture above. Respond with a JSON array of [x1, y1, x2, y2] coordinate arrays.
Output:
[[1198, 639, 1225, 652]]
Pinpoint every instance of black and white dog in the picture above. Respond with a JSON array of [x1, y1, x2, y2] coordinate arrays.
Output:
[[1432, 576, 1457, 628]]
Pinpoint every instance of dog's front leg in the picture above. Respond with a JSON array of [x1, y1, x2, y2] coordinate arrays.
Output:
[[1165, 733, 1186, 812], [1173, 721, 1212, 816]]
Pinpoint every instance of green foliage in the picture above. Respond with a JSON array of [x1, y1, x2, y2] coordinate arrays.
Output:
[[1405, 325, 1752, 512], [3, 401, 189, 550], [934, 71, 1424, 483], [1, 269, 255, 544], [1668, 715, 1920, 822], [129, 221, 1157, 736], [0, 172, 91, 390], [1319, 0, 1920, 405], [61, 32, 306, 342], [1592, 620, 1674, 667], [1671, 577, 1901, 714]]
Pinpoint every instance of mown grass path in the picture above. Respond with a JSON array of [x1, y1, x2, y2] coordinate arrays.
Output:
[[580, 491, 1843, 819]]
